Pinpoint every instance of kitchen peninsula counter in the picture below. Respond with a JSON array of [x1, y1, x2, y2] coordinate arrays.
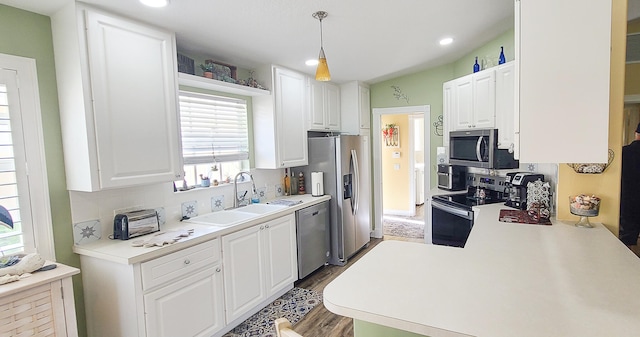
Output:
[[323, 203, 640, 337]]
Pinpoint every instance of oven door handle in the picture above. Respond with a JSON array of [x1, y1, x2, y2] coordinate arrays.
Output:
[[432, 201, 473, 220]]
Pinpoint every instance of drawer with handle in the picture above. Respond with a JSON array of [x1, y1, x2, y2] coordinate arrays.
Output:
[[141, 239, 220, 291]]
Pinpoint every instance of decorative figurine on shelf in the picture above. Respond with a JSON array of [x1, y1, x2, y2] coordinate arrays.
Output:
[[498, 46, 506, 65], [200, 63, 214, 78], [199, 174, 210, 187], [298, 172, 306, 195], [473, 57, 480, 73], [182, 173, 188, 190]]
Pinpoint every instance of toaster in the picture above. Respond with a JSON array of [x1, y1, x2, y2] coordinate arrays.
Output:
[[113, 209, 160, 240]]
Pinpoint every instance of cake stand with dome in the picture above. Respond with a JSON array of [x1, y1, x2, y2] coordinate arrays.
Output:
[[569, 195, 600, 228]]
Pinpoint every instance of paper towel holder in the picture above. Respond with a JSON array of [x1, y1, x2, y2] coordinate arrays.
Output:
[[311, 171, 324, 197]]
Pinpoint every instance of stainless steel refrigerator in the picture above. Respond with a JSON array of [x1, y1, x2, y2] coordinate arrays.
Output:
[[303, 135, 370, 266]]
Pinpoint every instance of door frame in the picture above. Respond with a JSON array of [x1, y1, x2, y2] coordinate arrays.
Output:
[[371, 105, 430, 238]]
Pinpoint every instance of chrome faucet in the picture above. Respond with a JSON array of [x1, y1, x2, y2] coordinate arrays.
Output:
[[233, 171, 257, 208]]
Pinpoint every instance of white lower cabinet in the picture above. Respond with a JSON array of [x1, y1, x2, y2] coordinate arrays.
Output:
[[222, 214, 298, 323], [144, 266, 224, 337], [80, 215, 298, 337], [81, 239, 224, 337], [141, 240, 224, 337]]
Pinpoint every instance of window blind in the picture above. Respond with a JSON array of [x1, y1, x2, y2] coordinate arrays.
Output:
[[0, 83, 24, 255], [179, 91, 249, 165]]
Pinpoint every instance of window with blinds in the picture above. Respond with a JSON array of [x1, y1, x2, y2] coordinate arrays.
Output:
[[0, 83, 24, 255], [179, 91, 249, 165], [177, 91, 250, 188]]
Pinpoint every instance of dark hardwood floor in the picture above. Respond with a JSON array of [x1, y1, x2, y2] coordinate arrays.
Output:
[[292, 237, 385, 337]]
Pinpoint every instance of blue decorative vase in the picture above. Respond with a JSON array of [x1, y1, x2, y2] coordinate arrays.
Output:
[[498, 46, 506, 65], [473, 57, 480, 73]]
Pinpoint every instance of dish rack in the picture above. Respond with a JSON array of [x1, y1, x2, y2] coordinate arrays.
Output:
[[566, 149, 614, 174]]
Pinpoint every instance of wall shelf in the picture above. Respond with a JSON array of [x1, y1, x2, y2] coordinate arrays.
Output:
[[178, 72, 270, 97]]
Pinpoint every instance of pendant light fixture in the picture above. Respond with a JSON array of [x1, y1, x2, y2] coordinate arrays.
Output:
[[312, 11, 331, 81]]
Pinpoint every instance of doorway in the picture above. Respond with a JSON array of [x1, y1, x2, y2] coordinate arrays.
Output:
[[371, 106, 430, 240]]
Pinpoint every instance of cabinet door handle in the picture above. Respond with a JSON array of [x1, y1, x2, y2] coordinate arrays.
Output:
[[260, 225, 265, 230], [184, 259, 190, 265], [265, 224, 270, 229], [216, 267, 221, 272]]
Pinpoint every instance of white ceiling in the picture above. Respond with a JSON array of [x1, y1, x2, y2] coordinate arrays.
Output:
[[1, 0, 518, 83]]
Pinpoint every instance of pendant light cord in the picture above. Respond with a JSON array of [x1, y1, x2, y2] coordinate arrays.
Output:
[[319, 17, 324, 49]]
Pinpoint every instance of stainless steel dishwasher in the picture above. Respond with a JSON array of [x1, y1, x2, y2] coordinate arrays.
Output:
[[296, 200, 330, 279]]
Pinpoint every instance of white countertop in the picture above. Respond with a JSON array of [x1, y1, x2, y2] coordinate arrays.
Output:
[[73, 194, 330, 264], [323, 203, 640, 337]]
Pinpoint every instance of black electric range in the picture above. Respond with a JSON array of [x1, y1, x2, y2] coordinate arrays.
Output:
[[431, 176, 508, 248], [432, 187, 506, 210]]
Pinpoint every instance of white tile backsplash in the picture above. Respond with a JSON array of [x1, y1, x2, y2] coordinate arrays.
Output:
[[68, 168, 286, 239], [210, 195, 225, 212], [73, 220, 101, 245]]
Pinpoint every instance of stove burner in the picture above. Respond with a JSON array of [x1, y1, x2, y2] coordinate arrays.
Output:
[[433, 186, 507, 209]]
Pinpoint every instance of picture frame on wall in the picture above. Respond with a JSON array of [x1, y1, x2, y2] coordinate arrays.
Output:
[[382, 125, 399, 147]]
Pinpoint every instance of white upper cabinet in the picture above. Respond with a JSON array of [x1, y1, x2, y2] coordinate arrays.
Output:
[[472, 70, 496, 129], [452, 74, 474, 129], [308, 81, 341, 131], [449, 69, 496, 130], [442, 82, 455, 148], [253, 65, 308, 168], [341, 81, 371, 135], [495, 62, 516, 151], [515, 0, 611, 163], [51, 3, 182, 191]]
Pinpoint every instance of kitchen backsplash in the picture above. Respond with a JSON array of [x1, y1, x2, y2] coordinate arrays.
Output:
[[69, 168, 286, 240], [467, 163, 559, 212]]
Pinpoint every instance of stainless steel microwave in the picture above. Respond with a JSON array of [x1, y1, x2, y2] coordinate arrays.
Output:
[[449, 129, 518, 169]]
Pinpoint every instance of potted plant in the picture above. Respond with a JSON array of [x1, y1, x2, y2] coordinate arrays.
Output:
[[199, 174, 211, 187], [199, 63, 214, 79]]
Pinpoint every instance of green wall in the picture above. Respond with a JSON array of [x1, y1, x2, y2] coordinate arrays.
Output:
[[453, 28, 515, 77], [370, 64, 454, 186], [0, 4, 86, 336], [370, 28, 515, 187]]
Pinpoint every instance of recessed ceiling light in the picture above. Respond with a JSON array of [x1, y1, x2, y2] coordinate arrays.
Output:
[[439, 37, 454, 46], [140, 0, 169, 8], [306, 59, 319, 66]]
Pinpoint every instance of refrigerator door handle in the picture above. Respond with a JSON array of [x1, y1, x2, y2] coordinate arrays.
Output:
[[351, 149, 359, 215]]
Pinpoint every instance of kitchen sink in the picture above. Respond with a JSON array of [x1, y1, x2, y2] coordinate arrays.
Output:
[[185, 210, 257, 227], [234, 203, 288, 214], [184, 203, 288, 227]]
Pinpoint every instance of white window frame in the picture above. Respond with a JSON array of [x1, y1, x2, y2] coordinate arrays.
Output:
[[178, 91, 251, 187], [0, 53, 55, 260]]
